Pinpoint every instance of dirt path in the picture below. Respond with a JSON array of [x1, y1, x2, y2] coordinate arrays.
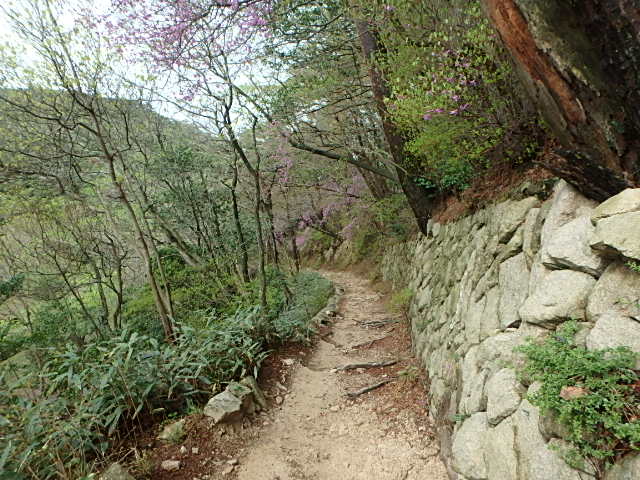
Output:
[[235, 270, 447, 480]]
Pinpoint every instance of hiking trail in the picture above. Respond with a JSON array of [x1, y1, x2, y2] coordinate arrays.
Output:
[[234, 270, 448, 480]]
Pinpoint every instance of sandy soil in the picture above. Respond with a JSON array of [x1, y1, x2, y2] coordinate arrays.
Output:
[[234, 270, 448, 480]]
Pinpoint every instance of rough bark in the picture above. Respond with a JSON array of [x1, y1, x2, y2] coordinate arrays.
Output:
[[355, 20, 435, 234], [482, 0, 639, 200]]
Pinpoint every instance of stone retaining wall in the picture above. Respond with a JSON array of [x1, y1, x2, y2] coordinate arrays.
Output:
[[381, 181, 640, 479]]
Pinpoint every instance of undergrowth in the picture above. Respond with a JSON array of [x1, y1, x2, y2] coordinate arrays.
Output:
[[389, 287, 413, 315], [626, 260, 640, 275], [0, 271, 332, 480], [517, 322, 640, 476]]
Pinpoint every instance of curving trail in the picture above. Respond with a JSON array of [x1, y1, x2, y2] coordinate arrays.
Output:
[[235, 270, 448, 480]]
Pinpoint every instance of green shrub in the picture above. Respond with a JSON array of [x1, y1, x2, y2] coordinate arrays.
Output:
[[369, 0, 538, 192], [0, 271, 332, 479], [517, 322, 640, 475], [352, 228, 379, 263], [0, 319, 30, 361], [389, 288, 414, 315], [626, 260, 640, 274], [369, 194, 413, 240], [271, 271, 333, 343]]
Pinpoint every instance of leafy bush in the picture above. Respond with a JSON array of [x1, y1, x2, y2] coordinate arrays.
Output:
[[352, 228, 379, 263], [0, 271, 332, 479], [0, 319, 30, 361], [517, 322, 640, 475], [271, 271, 333, 343], [626, 260, 640, 274], [371, 0, 539, 191], [369, 194, 413, 240], [389, 287, 414, 315]]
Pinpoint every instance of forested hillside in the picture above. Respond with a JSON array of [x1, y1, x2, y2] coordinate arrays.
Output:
[[1, 0, 639, 479]]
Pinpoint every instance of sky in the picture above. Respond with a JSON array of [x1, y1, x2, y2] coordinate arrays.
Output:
[[0, 0, 265, 126], [0, 0, 192, 121]]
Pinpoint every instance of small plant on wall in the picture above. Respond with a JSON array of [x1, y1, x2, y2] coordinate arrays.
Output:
[[389, 287, 414, 316], [626, 260, 640, 274], [517, 321, 640, 478]]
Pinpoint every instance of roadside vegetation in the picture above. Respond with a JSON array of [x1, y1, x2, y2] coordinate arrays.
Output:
[[518, 322, 640, 476], [0, 0, 635, 478]]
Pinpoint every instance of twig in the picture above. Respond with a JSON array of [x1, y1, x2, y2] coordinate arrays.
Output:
[[349, 335, 389, 350], [346, 379, 394, 398], [360, 319, 399, 328], [319, 332, 342, 348], [335, 360, 398, 371]]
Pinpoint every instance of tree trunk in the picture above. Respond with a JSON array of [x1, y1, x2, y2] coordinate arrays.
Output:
[[354, 20, 435, 234], [355, 163, 392, 200], [481, 0, 639, 200], [230, 159, 250, 283]]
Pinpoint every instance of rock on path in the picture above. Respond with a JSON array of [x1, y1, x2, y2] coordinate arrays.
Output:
[[235, 271, 447, 480]]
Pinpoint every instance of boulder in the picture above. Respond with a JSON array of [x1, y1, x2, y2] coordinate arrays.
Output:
[[542, 216, 608, 276], [203, 390, 244, 424], [540, 180, 597, 247], [523, 207, 543, 267], [480, 287, 500, 340], [465, 295, 486, 345], [590, 211, 640, 261], [513, 400, 584, 480], [605, 453, 640, 480], [496, 197, 539, 244], [240, 376, 268, 411], [160, 460, 181, 472], [100, 463, 135, 480], [477, 331, 524, 367], [157, 418, 185, 442], [586, 262, 640, 321], [586, 314, 640, 368], [538, 410, 572, 441], [226, 381, 256, 415], [527, 254, 552, 296], [519, 270, 595, 326], [591, 188, 640, 223], [451, 412, 488, 479], [498, 253, 530, 328], [485, 417, 518, 480], [486, 368, 524, 426], [460, 348, 489, 414], [496, 224, 524, 263]]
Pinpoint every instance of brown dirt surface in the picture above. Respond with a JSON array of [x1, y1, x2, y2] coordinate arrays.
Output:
[[432, 153, 555, 223], [122, 271, 447, 480]]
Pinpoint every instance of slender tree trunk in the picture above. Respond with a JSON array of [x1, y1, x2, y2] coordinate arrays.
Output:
[[263, 192, 280, 266], [88, 258, 111, 330], [222, 117, 268, 313], [354, 20, 435, 234], [107, 158, 176, 342], [88, 106, 176, 342], [284, 191, 300, 273], [356, 164, 391, 200], [229, 159, 250, 283], [253, 174, 268, 312], [111, 248, 124, 330]]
